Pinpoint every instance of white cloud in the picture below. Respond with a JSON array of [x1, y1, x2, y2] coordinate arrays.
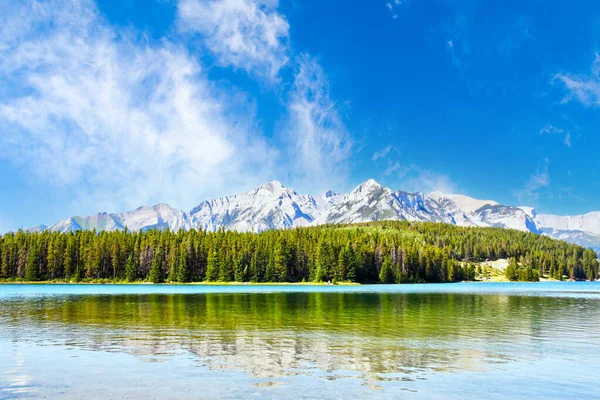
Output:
[[540, 124, 564, 135], [0, 0, 276, 214], [383, 160, 401, 176], [372, 145, 395, 161], [403, 169, 457, 195], [284, 55, 352, 190], [554, 52, 600, 107], [564, 132, 571, 147], [540, 124, 572, 148], [177, 0, 352, 193], [0, 0, 353, 220], [177, 0, 289, 81], [384, 162, 457, 194], [515, 159, 550, 204]]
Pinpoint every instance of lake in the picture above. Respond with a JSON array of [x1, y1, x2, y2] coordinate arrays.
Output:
[[1, 282, 599, 399]]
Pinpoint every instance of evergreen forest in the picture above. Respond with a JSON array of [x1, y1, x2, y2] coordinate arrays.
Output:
[[1, 221, 598, 283]]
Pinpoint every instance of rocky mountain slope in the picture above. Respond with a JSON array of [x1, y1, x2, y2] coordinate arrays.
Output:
[[32, 179, 600, 251]]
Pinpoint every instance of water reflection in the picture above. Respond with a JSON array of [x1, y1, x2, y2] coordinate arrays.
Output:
[[2, 291, 600, 386]]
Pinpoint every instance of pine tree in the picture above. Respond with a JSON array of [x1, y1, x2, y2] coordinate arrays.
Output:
[[249, 250, 259, 282], [47, 238, 56, 280], [167, 246, 179, 283], [272, 243, 287, 282], [336, 245, 347, 282], [379, 257, 394, 283], [0, 243, 7, 279], [345, 243, 357, 282], [125, 253, 136, 282], [265, 250, 275, 282], [86, 241, 101, 279], [314, 240, 329, 282], [178, 242, 190, 283], [25, 244, 40, 282], [64, 236, 74, 280], [111, 242, 121, 280], [149, 246, 163, 283], [234, 250, 248, 282], [218, 245, 234, 282], [206, 246, 219, 282]]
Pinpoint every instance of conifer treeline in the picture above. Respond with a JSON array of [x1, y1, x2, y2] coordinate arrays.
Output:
[[0, 221, 598, 283]]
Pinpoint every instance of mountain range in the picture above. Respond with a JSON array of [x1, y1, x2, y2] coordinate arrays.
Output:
[[29, 179, 600, 251]]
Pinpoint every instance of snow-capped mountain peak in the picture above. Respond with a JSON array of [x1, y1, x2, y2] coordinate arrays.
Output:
[[30, 180, 600, 251], [351, 179, 384, 195], [254, 180, 287, 196]]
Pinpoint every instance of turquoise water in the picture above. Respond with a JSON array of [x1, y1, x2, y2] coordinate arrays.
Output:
[[2, 281, 600, 296], [1, 282, 599, 399]]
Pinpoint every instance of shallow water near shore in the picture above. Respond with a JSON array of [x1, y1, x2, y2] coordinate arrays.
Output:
[[1, 282, 599, 399]]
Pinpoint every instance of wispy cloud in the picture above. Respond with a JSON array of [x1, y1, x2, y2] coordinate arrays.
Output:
[[515, 159, 550, 204], [540, 124, 572, 148], [382, 162, 457, 194], [554, 52, 600, 107], [443, 13, 470, 69], [0, 0, 275, 214], [370, 142, 455, 193], [0, 0, 353, 217], [177, 0, 290, 81], [284, 55, 352, 190], [402, 168, 457, 195], [177, 0, 352, 193], [383, 160, 401, 176], [372, 145, 397, 161]]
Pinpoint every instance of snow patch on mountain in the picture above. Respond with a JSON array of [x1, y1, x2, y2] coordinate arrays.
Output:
[[429, 192, 498, 214], [533, 212, 600, 236], [428, 192, 535, 232], [470, 205, 539, 233]]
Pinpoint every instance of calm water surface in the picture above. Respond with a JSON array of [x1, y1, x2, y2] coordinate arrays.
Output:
[[1, 282, 599, 399]]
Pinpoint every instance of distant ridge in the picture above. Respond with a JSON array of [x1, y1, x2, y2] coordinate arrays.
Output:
[[29, 180, 600, 251]]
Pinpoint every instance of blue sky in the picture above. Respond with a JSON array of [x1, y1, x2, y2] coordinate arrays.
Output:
[[0, 0, 599, 232]]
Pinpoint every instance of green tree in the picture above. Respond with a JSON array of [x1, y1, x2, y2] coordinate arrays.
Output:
[[149, 246, 163, 283], [218, 245, 234, 282], [379, 257, 394, 283], [25, 244, 40, 281], [125, 253, 136, 282], [167, 246, 179, 283], [272, 243, 287, 282], [206, 246, 219, 282], [178, 242, 190, 283], [505, 258, 519, 281]]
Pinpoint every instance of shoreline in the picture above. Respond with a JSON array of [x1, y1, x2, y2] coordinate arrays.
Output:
[[0, 280, 362, 286], [0, 279, 589, 285]]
